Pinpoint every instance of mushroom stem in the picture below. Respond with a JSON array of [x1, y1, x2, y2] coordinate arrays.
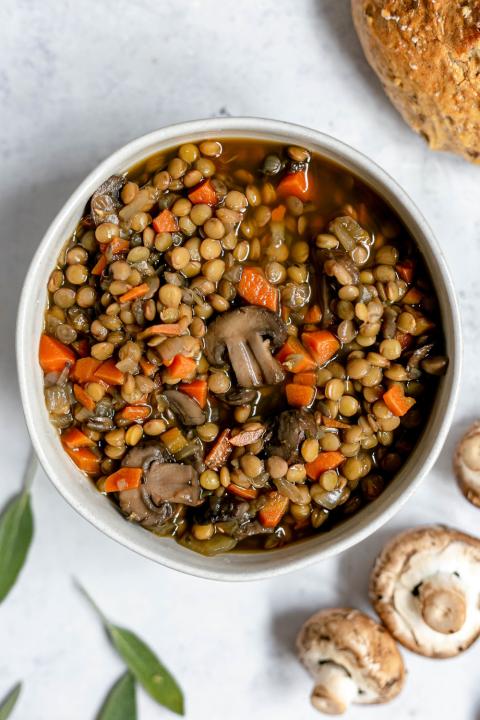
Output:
[[418, 573, 467, 634], [247, 333, 286, 384], [226, 339, 263, 387], [311, 663, 357, 715]]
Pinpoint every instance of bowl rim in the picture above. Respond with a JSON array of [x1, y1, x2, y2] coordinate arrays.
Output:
[[16, 116, 462, 581]]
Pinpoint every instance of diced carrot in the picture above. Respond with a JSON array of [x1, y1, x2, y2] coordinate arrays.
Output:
[[139, 357, 157, 377], [276, 336, 316, 373], [179, 379, 208, 409], [258, 491, 289, 528], [226, 484, 258, 500], [188, 179, 217, 206], [293, 371, 317, 386], [73, 383, 96, 412], [137, 323, 183, 339], [161, 427, 188, 454], [205, 429, 232, 470], [277, 170, 314, 201], [395, 331, 413, 351], [104, 467, 142, 493], [304, 304, 322, 324], [164, 354, 196, 381], [119, 283, 149, 304], [62, 427, 95, 449], [63, 445, 100, 474], [301, 330, 340, 366], [117, 405, 151, 421], [281, 305, 290, 323], [396, 260, 415, 283], [152, 209, 178, 233], [321, 416, 350, 429], [108, 237, 130, 255], [91, 254, 107, 275], [72, 338, 90, 357], [94, 359, 124, 386], [271, 204, 286, 221], [402, 288, 423, 305], [383, 385, 416, 417], [305, 451, 345, 480], [237, 266, 279, 312], [286, 383, 316, 407], [72, 357, 102, 384], [39, 334, 76, 373]]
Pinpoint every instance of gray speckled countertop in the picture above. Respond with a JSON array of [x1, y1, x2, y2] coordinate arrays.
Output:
[[1, 1, 479, 718]]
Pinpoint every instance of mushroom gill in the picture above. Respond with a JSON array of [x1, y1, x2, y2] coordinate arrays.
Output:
[[370, 526, 480, 658]]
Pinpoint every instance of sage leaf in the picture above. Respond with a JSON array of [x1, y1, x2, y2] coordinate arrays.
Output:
[[0, 455, 36, 603], [97, 672, 136, 720], [107, 625, 184, 716], [78, 584, 184, 716], [0, 682, 21, 720]]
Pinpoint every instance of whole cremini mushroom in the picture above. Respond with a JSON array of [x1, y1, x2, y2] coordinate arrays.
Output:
[[370, 526, 480, 658], [297, 608, 404, 715], [454, 422, 480, 508]]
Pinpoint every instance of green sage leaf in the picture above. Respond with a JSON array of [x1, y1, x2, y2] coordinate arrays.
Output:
[[107, 624, 184, 716], [96, 672, 136, 720], [0, 682, 22, 720], [0, 454, 36, 603], [77, 584, 184, 716]]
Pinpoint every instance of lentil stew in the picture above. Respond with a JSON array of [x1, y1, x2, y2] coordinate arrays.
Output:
[[40, 139, 447, 555]]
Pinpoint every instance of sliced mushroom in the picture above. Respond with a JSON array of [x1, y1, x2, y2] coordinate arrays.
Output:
[[204, 307, 287, 387], [406, 343, 434, 370], [268, 409, 317, 463], [370, 526, 480, 658], [297, 608, 404, 715], [220, 387, 257, 406], [454, 422, 480, 508], [123, 442, 170, 472], [90, 175, 125, 226], [164, 390, 206, 426], [147, 462, 201, 505], [119, 487, 174, 530]]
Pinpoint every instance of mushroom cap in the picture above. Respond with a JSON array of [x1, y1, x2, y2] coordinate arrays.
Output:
[[370, 525, 480, 658], [204, 307, 287, 387], [205, 307, 286, 364], [454, 422, 480, 508], [297, 608, 404, 711], [90, 174, 124, 225]]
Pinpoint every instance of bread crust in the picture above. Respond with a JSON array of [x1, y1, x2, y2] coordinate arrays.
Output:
[[352, 0, 480, 162]]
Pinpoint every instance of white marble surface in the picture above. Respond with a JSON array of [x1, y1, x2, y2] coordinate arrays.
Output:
[[1, 1, 480, 718]]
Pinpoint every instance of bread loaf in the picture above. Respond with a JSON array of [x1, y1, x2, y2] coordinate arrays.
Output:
[[352, 0, 480, 163]]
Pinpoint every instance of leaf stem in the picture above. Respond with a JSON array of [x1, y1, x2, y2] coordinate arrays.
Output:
[[22, 452, 38, 494], [74, 580, 109, 626]]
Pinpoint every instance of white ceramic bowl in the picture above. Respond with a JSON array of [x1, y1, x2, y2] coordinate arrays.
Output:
[[17, 118, 461, 581]]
